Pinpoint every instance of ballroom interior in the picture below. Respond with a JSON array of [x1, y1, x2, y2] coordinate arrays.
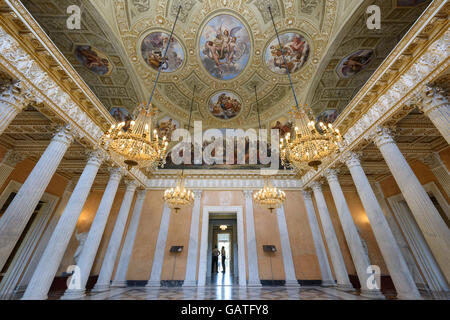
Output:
[[0, 0, 449, 301]]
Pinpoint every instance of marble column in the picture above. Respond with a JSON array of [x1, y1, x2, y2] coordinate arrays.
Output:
[[0, 150, 24, 188], [21, 151, 104, 300], [302, 190, 335, 287], [146, 203, 172, 287], [61, 167, 123, 299], [421, 152, 450, 198], [92, 180, 138, 292], [389, 199, 449, 294], [243, 190, 262, 287], [111, 189, 147, 287], [372, 182, 427, 289], [419, 85, 450, 145], [275, 205, 300, 287], [311, 182, 354, 291], [343, 151, 421, 300], [324, 170, 384, 298], [0, 83, 30, 136], [372, 127, 450, 283], [183, 190, 203, 287], [0, 126, 73, 272]]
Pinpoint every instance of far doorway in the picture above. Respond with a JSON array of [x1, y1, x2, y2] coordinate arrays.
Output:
[[206, 215, 238, 286]]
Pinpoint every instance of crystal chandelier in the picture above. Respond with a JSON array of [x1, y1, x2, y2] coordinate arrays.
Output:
[[267, 6, 343, 173], [280, 106, 343, 172], [163, 84, 197, 212], [164, 172, 194, 213], [103, 104, 168, 170], [253, 178, 286, 213], [252, 85, 286, 213], [101, 6, 182, 171], [220, 225, 228, 231]]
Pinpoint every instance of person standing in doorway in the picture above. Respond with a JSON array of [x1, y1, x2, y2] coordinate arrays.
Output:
[[212, 245, 220, 273], [221, 246, 226, 273]]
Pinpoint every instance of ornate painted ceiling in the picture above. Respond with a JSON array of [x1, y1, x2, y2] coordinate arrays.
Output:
[[21, 0, 431, 132]]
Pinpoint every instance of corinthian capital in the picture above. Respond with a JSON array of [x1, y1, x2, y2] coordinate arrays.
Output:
[[341, 151, 362, 169], [310, 181, 323, 192], [370, 126, 395, 148], [0, 80, 32, 111], [419, 85, 449, 114], [86, 149, 107, 167], [323, 168, 339, 183], [301, 189, 312, 201], [0, 70, 17, 93], [51, 125, 74, 146]]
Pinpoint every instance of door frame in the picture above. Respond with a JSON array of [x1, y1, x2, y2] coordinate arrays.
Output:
[[198, 206, 246, 287]]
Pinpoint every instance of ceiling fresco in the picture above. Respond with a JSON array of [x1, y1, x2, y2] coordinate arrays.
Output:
[[21, 0, 431, 132], [307, 0, 432, 124], [21, 0, 144, 112]]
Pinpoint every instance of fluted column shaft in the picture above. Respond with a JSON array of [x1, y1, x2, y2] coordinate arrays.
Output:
[[373, 127, 450, 283], [302, 190, 335, 287], [325, 170, 384, 298], [243, 190, 261, 287], [276, 205, 300, 287], [0, 126, 73, 272], [92, 180, 138, 292], [311, 182, 353, 290], [183, 190, 203, 287], [146, 203, 172, 287], [422, 152, 450, 199], [344, 152, 421, 300], [111, 189, 147, 287], [22, 151, 104, 300], [419, 86, 450, 145], [61, 167, 123, 299]]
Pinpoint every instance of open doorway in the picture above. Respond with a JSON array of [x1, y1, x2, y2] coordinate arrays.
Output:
[[206, 215, 238, 286]]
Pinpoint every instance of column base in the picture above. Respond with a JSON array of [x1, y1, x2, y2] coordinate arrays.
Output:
[[110, 281, 127, 288], [336, 283, 354, 292], [182, 280, 197, 287], [146, 280, 161, 288], [247, 280, 262, 287], [396, 292, 423, 300], [91, 283, 110, 293], [21, 294, 48, 300], [360, 289, 385, 300], [284, 280, 300, 288], [321, 280, 337, 287], [60, 289, 86, 300]]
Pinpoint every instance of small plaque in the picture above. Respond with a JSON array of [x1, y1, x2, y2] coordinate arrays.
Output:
[[263, 245, 277, 252], [170, 246, 184, 253]]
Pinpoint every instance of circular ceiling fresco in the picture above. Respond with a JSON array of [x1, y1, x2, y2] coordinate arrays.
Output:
[[208, 91, 242, 120], [199, 14, 251, 80], [264, 32, 310, 75], [141, 31, 185, 72]]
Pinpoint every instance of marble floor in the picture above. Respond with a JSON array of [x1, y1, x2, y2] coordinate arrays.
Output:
[[61, 286, 373, 300]]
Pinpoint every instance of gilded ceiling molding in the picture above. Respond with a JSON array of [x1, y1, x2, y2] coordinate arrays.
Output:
[[300, 13, 450, 188], [112, 0, 337, 128]]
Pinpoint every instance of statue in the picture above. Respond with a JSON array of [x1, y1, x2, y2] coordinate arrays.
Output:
[[73, 232, 88, 264]]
